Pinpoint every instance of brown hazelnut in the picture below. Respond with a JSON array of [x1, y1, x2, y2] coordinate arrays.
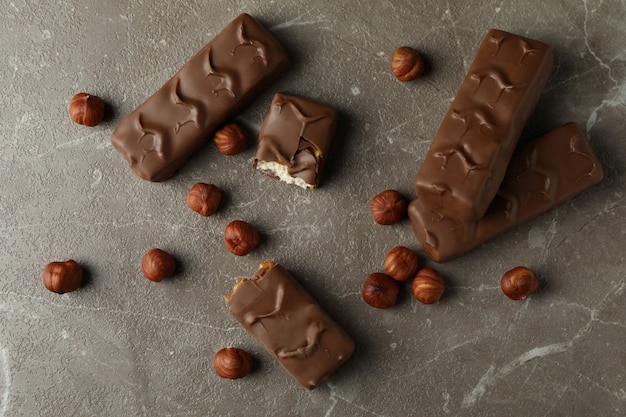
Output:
[[224, 220, 260, 256], [412, 268, 445, 304], [213, 122, 248, 155], [362, 273, 400, 309], [69, 92, 105, 127], [141, 248, 176, 282], [187, 183, 222, 216], [501, 266, 539, 300], [384, 246, 419, 281], [370, 189, 407, 225], [214, 347, 253, 379], [390, 47, 425, 82], [42, 260, 83, 294]]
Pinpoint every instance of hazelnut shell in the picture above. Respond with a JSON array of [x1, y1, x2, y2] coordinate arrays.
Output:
[[391, 47, 425, 82], [362, 272, 400, 309], [213, 122, 249, 155], [224, 220, 260, 256], [370, 190, 407, 225], [69, 93, 105, 127], [214, 347, 253, 379], [384, 246, 419, 281], [187, 183, 222, 216], [42, 260, 83, 294], [412, 268, 445, 304], [501, 266, 539, 300]]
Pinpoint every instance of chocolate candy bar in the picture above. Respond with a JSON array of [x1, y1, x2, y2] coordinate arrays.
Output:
[[409, 123, 604, 263], [225, 261, 354, 389], [253, 93, 338, 189], [414, 29, 553, 222], [111, 14, 289, 181]]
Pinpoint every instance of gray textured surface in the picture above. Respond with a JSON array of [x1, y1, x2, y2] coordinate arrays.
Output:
[[1, 1, 625, 416]]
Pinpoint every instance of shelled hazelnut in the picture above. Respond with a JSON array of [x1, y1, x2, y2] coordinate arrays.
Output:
[[224, 220, 260, 256], [187, 183, 222, 216], [384, 246, 419, 281], [69, 92, 105, 127], [214, 347, 254, 379], [412, 268, 445, 304], [362, 273, 400, 309], [213, 122, 249, 155], [390, 47, 425, 82], [141, 248, 176, 282], [370, 190, 407, 225], [501, 267, 539, 300], [42, 260, 83, 294]]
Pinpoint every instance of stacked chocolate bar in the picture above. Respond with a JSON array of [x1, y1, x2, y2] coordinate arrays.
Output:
[[409, 29, 604, 263]]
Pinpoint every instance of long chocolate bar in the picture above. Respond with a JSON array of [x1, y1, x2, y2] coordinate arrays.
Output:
[[225, 261, 355, 389], [253, 93, 338, 189], [409, 123, 604, 263], [414, 29, 553, 222], [111, 14, 289, 181]]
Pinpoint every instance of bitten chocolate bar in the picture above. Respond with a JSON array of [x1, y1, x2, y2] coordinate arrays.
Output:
[[225, 261, 354, 389], [111, 14, 289, 181], [409, 123, 604, 263], [414, 29, 553, 222], [253, 93, 338, 189]]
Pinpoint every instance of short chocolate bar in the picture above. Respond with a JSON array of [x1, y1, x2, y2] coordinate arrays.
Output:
[[253, 93, 338, 189], [225, 261, 354, 389], [111, 14, 289, 181], [414, 29, 553, 222], [409, 123, 604, 263]]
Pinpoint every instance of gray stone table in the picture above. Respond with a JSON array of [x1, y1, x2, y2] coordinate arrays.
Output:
[[1, 1, 624, 416]]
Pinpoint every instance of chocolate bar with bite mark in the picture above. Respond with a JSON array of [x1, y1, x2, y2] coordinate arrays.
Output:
[[409, 123, 604, 263], [225, 261, 354, 389], [414, 29, 553, 222], [111, 13, 289, 181], [253, 93, 338, 189]]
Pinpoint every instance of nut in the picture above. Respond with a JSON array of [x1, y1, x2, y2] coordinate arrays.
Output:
[[69, 92, 105, 126], [412, 268, 445, 304], [362, 273, 400, 309], [213, 122, 249, 155], [390, 47, 425, 82], [501, 266, 539, 300], [370, 189, 407, 225], [384, 246, 419, 281], [224, 220, 260, 256], [42, 260, 83, 294], [141, 248, 176, 282], [187, 183, 222, 216], [214, 347, 253, 379]]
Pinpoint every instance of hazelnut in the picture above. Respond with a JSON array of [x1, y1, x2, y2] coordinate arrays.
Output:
[[384, 246, 419, 281], [390, 47, 425, 82], [362, 273, 400, 309], [370, 189, 407, 225], [69, 92, 105, 127], [187, 183, 222, 216], [42, 260, 83, 294], [214, 347, 253, 379], [224, 220, 260, 256], [501, 266, 539, 300], [141, 248, 176, 282], [213, 122, 249, 155], [412, 268, 445, 304]]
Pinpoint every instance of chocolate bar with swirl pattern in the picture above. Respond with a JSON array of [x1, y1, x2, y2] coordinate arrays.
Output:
[[225, 261, 355, 389], [409, 123, 604, 263], [414, 29, 553, 222], [111, 14, 289, 181]]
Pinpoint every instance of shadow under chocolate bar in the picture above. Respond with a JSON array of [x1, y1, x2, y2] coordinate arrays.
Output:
[[415, 29, 553, 222], [409, 123, 604, 263], [225, 261, 355, 389], [111, 13, 289, 181]]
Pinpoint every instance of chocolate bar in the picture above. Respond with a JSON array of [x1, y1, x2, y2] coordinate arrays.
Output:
[[409, 123, 604, 263], [111, 14, 289, 181], [253, 93, 338, 189], [414, 29, 553, 222], [225, 261, 354, 389]]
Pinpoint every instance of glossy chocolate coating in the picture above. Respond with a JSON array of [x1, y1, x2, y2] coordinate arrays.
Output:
[[253, 93, 338, 188], [409, 123, 604, 263], [226, 261, 354, 389], [414, 29, 553, 222], [111, 14, 289, 181]]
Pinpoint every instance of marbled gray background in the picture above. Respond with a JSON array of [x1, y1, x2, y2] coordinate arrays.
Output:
[[1, 1, 625, 416]]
